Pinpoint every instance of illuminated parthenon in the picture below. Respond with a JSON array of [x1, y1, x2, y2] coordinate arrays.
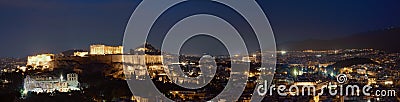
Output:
[[90, 44, 123, 55], [123, 55, 163, 80]]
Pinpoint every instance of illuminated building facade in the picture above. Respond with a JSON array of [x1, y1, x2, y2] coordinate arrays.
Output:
[[90, 45, 123, 55], [123, 55, 163, 65], [27, 54, 54, 69], [74, 51, 88, 57], [23, 73, 80, 93], [123, 55, 163, 79]]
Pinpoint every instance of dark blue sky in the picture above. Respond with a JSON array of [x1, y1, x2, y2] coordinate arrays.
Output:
[[1, 0, 400, 57]]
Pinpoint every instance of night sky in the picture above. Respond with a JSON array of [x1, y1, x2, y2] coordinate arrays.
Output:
[[1, 0, 400, 57]]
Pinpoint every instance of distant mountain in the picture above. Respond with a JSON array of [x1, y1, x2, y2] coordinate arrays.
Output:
[[329, 57, 378, 68], [61, 49, 87, 56], [278, 27, 400, 52], [130, 43, 161, 55]]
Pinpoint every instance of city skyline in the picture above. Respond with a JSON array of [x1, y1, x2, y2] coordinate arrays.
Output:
[[1, 1, 400, 101]]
